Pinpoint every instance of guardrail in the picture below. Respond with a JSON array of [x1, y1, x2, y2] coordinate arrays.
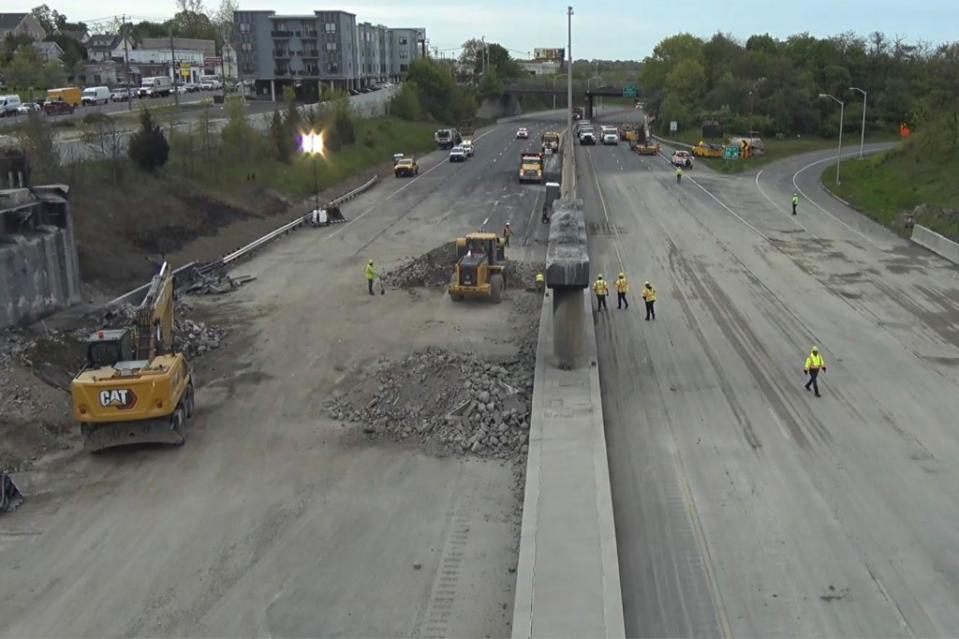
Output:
[[107, 173, 379, 305]]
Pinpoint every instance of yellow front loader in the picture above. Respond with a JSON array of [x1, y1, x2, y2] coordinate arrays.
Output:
[[71, 262, 195, 451], [449, 232, 507, 303]]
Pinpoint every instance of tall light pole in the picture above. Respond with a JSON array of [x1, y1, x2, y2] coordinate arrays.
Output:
[[301, 130, 325, 214], [566, 6, 573, 143], [818, 93, 845, 185], [850, 86, 867, 160]]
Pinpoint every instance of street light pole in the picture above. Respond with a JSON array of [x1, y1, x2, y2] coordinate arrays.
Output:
[[567, 6, 573, 143], [301, 130, 325, 213], [850, 86, 867, 159], [818, 93, 844, 185]]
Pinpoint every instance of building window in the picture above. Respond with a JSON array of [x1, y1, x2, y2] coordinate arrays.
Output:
[[399, 36, 408, 45], [239, 23, 249, 33], [241, 42, 252, 52], [325, 22, 336, 33], [328, 62, 338, 73], [400, 64, 408, 72], [399, 50, 408, 59], [326, 42, 337, 51]]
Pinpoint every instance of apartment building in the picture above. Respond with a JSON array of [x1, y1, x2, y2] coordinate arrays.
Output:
[[234, 9, 424, 101]]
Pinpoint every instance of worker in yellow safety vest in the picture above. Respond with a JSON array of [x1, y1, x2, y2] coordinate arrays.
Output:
[[642, 281, 656, 320], [535, 272, 545, 292], [804, 346, 827, 397], [592, 274, 609, 312], [365, 260, 378, 296], [676, 167, 683, 183], [615, 273, 629, 309], [792, 193, 800, 215]]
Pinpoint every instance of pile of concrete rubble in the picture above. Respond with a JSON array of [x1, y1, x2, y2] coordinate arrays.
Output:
[[327, 346, 535, 459], [185, 271, 256, 295], [384, 242, 457, 289], [89, 301, 226, 358]]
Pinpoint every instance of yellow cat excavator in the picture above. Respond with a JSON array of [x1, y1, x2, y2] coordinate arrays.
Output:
[[71, 262, 195, 451]]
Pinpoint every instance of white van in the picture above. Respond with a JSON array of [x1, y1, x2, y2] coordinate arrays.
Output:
[[0, 95, 22, 117], [81, 86, 110, 106]]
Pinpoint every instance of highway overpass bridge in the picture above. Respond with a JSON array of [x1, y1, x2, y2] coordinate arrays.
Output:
[[503, 79, 639, 119]]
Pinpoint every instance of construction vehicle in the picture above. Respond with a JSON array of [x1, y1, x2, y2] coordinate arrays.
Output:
[[619, 123, 640, 142], [541, 131, 561, 153], [71, 262, 195, 451], [632, 140, 661, 155], [519, 152, 544, 183], [449, 232, 507, 303], [692, 141, 724, 158], [394, 156, 419, 177], [458, 120, 475, 137]]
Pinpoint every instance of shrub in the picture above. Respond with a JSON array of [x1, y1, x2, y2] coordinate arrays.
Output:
[[127, 108, 169, 172]]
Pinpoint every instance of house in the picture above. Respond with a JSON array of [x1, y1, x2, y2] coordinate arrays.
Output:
[[87, 34, 135, 62], [0, 13, 47, 42], [139, 37, 216, 59], [32, 40, 64, 63]]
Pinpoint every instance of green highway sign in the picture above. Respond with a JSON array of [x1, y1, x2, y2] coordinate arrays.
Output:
[[723, 145, 741, 160], [622, 85, 637, 98]]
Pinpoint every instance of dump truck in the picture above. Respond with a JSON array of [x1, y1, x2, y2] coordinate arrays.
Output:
[[541, 131, 561, 153], [449, 232, 507, 303], [71, 262, 195, 451], [692, 141, 724, 158], [434, 128, 461, 150], [519, 152, 544, 183]]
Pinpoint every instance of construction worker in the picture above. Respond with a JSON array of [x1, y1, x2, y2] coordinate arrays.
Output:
[[535, 272, 545, 292], [791, 193, 800, 215], [615, 272, 629, 309], [502, 222, 513, 247], [365, 259, 378, 296], [592, 274, 609, 312], [642, 281, 656, 320], [676, 166, 683, 184], [804, 346, 827, 397]]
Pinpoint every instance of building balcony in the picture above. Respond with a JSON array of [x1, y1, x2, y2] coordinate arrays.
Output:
[[271, 30, 293, 37], [304, 50, 319, 57], [273, 51, 289, 58]]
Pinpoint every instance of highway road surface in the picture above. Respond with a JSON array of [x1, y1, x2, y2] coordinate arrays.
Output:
[[0, 113, 557, 637], [581, 113, 959, 637]]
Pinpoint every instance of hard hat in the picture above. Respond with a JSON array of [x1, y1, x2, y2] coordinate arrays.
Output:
[[368, 260, 373, 264], [619, 272, 625, 278], [811, 346, 819, 352], [597, 274, 604, 279], [644, 281, 651, 286], [505, 221, 511, 226]]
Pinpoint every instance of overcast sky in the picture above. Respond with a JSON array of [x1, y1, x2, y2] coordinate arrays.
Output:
[[7, 0, 958, 59]]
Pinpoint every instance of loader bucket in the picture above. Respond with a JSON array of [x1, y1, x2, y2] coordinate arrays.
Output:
[[1, 471, 24, 513]]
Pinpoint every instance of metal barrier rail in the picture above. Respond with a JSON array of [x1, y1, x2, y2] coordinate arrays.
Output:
[[107, 173, 379, 305]]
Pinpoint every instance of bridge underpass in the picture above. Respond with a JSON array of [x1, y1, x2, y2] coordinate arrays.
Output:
[[502, 80, 638, 119]]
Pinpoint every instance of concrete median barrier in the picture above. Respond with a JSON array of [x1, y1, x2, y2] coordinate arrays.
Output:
[[911, 224, 959, 266]]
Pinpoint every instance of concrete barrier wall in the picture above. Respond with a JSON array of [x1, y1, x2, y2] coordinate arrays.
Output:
[[911, 224, 959, 265], [561, 130, 576, 198], [0, 225, 81, 327]]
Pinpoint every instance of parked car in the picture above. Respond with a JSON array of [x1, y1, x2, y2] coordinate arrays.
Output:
[[671, 150, 693, 168], [394, 157, 418, 177], [16, 101, 41, 115], [0, 94, 22, 117], [516, 127, 529, 139], [449, 146, 468, 162], [81, 86, 110, 106], [349, 88, 360, 96], [43, 100, 75, 116], [110, 88, 134, 102]]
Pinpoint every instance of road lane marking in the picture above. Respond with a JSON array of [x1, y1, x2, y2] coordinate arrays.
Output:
[[326, 125, 501, 242], [791, 152, 884, 248], [584, 147, 626, 269], [754, 169, 812, 235]]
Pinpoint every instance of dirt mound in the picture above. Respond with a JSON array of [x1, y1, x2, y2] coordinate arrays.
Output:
[[385, 242, 457, 288], [327, 345, 536, 459]]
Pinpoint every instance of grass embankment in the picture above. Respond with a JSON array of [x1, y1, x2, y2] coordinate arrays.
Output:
[[821, 135, 959, 240], [65, 116, 440, 291], [187, 117, 438, 198], [657, 128, 898, 174]]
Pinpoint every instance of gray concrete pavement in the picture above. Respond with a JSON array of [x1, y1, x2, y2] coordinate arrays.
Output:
[[580, 113, 959, 637], [0, 113, 558, 637]]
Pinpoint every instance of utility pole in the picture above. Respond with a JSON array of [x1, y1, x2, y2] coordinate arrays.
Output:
[[122, 15, 132, 111], [850, 86, 868, 159], [567, 6, 573, 142], [170, 29, 179, 107]]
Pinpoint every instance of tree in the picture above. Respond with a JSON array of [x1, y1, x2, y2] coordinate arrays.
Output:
[[215, 0, 239, 46], [3, 44, 45, 89], [389, 82, 424, 121], [406, 58, 457, 122], [81, 113, 125, 185], [269, 110, 293, 162], [31, 4, 67, 34], [15, 109, 59, 182], [220, 96, 255, 153], [128, 109, 170, 172]]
